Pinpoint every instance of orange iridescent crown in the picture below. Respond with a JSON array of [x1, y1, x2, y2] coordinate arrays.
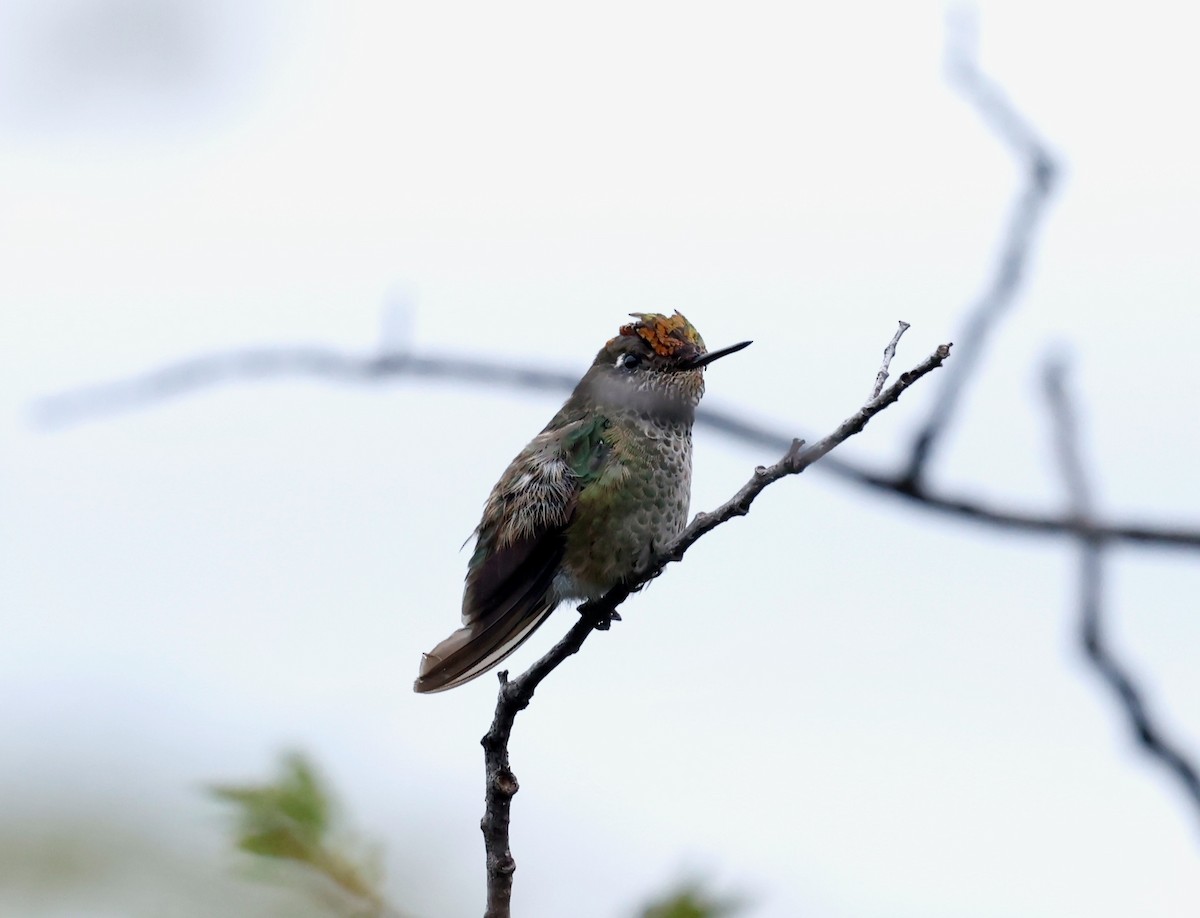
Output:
[[616, 311, 707, 358]]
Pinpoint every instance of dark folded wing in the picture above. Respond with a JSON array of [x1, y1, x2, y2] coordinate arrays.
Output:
[[413, 416, 611, 693], [413, 519, 569, 693]]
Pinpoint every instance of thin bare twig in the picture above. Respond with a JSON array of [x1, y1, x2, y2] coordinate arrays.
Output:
[[1044, 360, 1200, 820], [871, 321, 911, 400], [620, 344, 954, 584], [479, 337, 952, 917], [901, 9, 1059, 489]]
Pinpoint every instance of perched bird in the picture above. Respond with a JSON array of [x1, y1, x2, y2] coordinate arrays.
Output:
[[413, 312, 751, 693]]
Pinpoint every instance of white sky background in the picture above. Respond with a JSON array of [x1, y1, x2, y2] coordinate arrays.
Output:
[[2, 1, 1199, 916]]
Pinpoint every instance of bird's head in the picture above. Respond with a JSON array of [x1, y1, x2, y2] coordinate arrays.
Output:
[[584, 311, 751, 415]]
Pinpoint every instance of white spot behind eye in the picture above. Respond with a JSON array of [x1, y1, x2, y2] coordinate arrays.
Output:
[[615, 353, 642, 370]]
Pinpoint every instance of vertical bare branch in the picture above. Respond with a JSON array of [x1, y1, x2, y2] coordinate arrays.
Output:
[[1044, 360, 1200, 819], [480, 610, 602, 918]]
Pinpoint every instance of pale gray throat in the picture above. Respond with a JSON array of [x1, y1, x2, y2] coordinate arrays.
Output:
[[583, 369, 699, 425]]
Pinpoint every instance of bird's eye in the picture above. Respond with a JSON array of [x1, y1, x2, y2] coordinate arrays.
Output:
[[616, 352, 643, 371]]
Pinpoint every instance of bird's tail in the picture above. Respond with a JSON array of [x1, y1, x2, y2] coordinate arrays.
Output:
[[413, 599, 558, 693]]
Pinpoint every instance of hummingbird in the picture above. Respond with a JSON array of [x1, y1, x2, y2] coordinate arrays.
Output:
[[413, 312, 751, 693]]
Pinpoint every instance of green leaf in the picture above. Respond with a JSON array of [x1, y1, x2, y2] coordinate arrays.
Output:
[[238, 827, 315, 863], [210, 752, 331, 856], [638, 880, 745, 918], [210, 752, 393, 915]]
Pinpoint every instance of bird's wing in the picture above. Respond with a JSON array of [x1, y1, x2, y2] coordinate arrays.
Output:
[[413, 416, 610, 693]]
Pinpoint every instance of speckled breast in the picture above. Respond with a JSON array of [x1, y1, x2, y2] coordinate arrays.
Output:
[[558, 415, 693, 599]]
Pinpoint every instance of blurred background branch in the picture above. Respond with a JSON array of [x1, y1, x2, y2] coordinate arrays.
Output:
[[1044, 362, 1200, 819], [900, 6, 1059, 490]]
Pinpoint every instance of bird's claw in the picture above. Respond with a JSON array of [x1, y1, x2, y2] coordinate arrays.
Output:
[[578, 601, 621, 631]]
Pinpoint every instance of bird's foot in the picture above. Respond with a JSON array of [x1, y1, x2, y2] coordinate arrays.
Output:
[[577, 600, 621, 631]]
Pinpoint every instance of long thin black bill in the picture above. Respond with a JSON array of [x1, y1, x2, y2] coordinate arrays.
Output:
[[685, 340, 753, 369]]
